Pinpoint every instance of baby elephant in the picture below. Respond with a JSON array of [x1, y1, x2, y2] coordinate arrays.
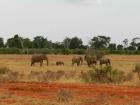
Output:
[[56, 61, 64, 66]]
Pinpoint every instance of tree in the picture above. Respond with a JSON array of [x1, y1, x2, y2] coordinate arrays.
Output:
[[117, 44, 123, 50], [69, 37, 83, 49], [137, 43, 140, 50], [123, 38, 129, 49], [130, 37, 140, 50], [23, 38, 33, 48], [53, 42, 64, 49], [108, 43, 116, 50], [127, 46, 136, 50], [90, 36, 111, 49], [6, 34, 23, 48], [0, 37, 4, 48], [63, 37, 71, 49], [33, 36, 48, 48]]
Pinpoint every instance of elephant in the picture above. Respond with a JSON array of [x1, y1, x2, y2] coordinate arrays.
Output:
[[31, 54, 49, 66], [72, 56, 83, 66], [84, 54, 97, 67], [99, 57, 111, 66], [56, 61, 64, 66]]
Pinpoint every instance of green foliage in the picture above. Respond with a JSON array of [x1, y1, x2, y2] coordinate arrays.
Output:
[[127, 46, 136, 50], [0, 38, 4, 48], [33, 36, 48, 48], [109, 50, 140, 55], [69, 37, 83, 49], [61, 49, 71, 55], [90, 36, 111, 49], [23, 38, 33, 48], [6, 34, 23, 49], [122, 38, 129, 48], [111, 69, 125, 84], [81, 66, 125, 84], [71, 49, 85, 54], [108, 43, 116, 50], [0, 35, 140, 55], [0, 48, 20, 54], [117, 44, 123, 50]]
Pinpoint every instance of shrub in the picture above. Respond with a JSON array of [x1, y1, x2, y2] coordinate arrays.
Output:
[[135, 64, 140, 72], [81, 66, 125, 84], [111, 69, 125, 84], [57, 89, 73, 102], [61, 49, 71, 55], [134, 64, 140, 78], [0, 67, 10, 75], [0, 48, 21, 54], [125, 72, 134, 81]]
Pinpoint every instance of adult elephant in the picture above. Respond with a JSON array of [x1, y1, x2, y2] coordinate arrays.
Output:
[[84, 54, 97, 67], [99, 57, 111, 66], [31, 54, 49, 66], [72, 56, 83, 66]]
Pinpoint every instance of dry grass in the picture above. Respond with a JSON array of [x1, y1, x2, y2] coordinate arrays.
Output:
[[0, 54, 140, 84]]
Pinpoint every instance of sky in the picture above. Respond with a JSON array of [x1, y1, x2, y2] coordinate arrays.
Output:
[[0, 0, 140, 44]]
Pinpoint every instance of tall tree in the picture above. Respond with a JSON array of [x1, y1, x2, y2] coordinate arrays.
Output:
[[117, 44, 123, 50], [6, 34, 23, 48], [90, 36, 111, 49], [53, 42, 64, 49], [63, 37, 71, 49], [108, 43, 116, 50], [23, 38, 33, 48], [0, 37, 4, 48], [33, 36, 48, 48], [69, 37, 83, 49], [123, 38, 129, 49], [137, 43, 140, 50], [130, 37, 140, 50]]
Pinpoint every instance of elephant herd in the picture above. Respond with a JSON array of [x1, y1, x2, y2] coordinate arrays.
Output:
[[31, 54, 111, 67]]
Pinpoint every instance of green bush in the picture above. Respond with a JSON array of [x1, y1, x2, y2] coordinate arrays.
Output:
[[0, 48, 20, 54], [81, 66, 125, 84], [61, 49, 71, 55], [71, 49, 85, 55], [0, 67, 10, 75]]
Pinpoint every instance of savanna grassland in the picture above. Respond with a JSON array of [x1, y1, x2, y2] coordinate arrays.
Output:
[[0, 54, 140, 105], [0, 54, 140, 83]]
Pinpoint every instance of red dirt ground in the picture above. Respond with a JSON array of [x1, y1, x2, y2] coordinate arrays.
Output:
[[0, 82, 140, 105]]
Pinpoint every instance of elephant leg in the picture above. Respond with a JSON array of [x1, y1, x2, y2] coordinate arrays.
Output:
[[77, 63, 79, 66], [87, 62, 90, 67], [31, 62, 34, 66], [72, 62, 74, 66], [40, 61, 43, 66]]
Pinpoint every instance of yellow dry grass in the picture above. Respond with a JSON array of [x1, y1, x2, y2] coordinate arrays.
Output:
[[0, 54, 140, 84], [0, 54, 139, 73]]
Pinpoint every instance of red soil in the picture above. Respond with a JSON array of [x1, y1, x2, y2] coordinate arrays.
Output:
[[0, 82, 140, 105]]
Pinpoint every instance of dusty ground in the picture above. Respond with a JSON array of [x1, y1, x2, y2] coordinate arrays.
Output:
[[0, 82, 140, 105]]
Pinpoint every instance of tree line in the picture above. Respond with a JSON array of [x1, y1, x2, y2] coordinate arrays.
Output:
[[0, 34, 140, 54]]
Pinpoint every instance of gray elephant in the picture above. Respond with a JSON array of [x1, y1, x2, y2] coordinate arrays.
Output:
[[31, 54, 49, 66], [72, 56, 83, 66], [84, 54, 97, 67], [99, 57, 111, 66]]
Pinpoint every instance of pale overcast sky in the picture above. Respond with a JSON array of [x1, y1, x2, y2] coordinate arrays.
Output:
[[0, 0, 140, 44]]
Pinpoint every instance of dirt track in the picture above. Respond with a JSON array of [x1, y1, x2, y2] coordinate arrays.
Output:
[[0, 82, 140, 105]]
